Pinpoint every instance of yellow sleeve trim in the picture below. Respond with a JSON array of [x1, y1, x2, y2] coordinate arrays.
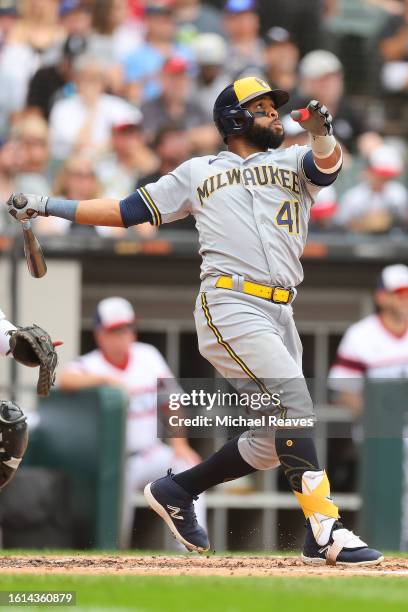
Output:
[[139, 187, 162, 226]]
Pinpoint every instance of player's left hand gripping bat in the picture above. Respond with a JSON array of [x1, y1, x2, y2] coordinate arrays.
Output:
[[12, 194, 47, 278]]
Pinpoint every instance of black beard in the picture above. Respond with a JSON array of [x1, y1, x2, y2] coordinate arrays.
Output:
[[243, 123, 285, 150]]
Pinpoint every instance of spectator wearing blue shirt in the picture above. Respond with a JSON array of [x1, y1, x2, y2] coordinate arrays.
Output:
[[123, 1, 193, 105]]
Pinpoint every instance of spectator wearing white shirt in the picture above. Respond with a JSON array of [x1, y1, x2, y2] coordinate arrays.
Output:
[[336, 145, 408, 233], [49, 54, 139, 161]]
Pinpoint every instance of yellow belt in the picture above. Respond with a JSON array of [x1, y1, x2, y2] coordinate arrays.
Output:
[[215, 276, 294, 304]]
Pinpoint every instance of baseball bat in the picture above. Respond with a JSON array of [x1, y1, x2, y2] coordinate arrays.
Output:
[[290, 108, 310, 122], [21, 220, 47, 278], [12, 194, 47, 278]]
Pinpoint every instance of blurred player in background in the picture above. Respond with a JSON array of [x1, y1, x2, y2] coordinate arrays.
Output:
[[329, 264, 408, 550], [329, 263, 408, 414], [58, 297, 205, 549]]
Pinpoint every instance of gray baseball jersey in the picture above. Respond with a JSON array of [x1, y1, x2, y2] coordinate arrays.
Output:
[[139, 144, 329, 467], [139, 145, 322, 288]]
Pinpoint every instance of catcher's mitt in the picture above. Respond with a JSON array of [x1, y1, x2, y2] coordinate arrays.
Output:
[[8, 325, 58, 397]]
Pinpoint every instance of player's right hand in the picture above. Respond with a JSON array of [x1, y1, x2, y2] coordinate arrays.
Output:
[[6, 193, 49, 222]]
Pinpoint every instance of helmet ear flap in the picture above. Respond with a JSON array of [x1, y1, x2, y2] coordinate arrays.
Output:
[[214, 106, 254, 141]]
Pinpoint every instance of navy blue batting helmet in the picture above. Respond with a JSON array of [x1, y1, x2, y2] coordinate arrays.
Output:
[[213, 76, 289, 142]]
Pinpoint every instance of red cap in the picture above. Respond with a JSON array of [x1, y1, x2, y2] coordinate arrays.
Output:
[[163, 56, 189, 75]]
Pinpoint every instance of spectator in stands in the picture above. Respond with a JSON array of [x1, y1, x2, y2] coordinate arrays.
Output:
[[0, 138, 18, 210], [0, 0, 20, 136], [137, 123, 195, 230], [7, 0, 65, 49], [0, 0, 66, 112], [190, 33, 230, 122], [223, 0, 264, 78], [258, 0, 323, 56], [141, 56, 219, 152], [123, 1, 192, 105], [35, 153, 101, 235], [138, 124, 193, 185], [97, 111, 158, 201], [0, 0, 16, 40], [59, 296, 205, 549], [379, 0, 408, 93], [91, 0, 142, 62], [328, 263, 408, 549], [12, 114, 51, 196], [336, 144, 408, 233], [291, 50, 382, 156], [173, 0, 223, 39], [59, 0, 92, 38], [262, 27, 299, 97], [95, 110, 159, 238], [309, 185, 338, 231], [49, 54, 137, 161], [27, 34, 87, 120]]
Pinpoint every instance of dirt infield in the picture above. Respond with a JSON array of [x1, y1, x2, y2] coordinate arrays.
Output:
[[0, 555, 407, 577]]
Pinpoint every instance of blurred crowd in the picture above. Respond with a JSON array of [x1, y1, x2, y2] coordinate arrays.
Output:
[[1, 0, 408, 235]]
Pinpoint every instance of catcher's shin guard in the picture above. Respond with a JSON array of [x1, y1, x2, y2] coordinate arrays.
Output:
[[0, 400, 28, 489]]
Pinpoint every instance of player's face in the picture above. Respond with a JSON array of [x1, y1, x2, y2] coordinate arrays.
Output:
[[95, 326, 135, 362], [243, 95, 285, 150], [376, 289, 408, 322]]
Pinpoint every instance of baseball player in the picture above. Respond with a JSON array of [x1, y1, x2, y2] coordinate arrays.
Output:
[[329, 263, 408, 549], [329, 263, 408, 413], [6, 76, 383, 565], [0, 308, 58, 490], [0, 309, 27, 492], [58, 296, 205, 548]]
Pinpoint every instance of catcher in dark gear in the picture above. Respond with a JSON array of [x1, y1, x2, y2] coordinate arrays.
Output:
[[0, 400, 28, 489], [0, 310, 60, 489]]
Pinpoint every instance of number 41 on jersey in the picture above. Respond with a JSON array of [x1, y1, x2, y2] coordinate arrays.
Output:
[[275, 200, 300, 234]]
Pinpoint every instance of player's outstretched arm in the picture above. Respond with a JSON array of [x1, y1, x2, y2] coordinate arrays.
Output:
[[76, 198, 124, 226], [6, 194, 125, 227], [7, 162, 192, 228]]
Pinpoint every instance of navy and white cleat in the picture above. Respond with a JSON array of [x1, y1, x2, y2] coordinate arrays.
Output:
[[302, 520, 384, 566], [144, 470, 210, 553]]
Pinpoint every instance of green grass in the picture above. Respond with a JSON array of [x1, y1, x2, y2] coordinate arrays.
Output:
[[0, 575, 407, 612]]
